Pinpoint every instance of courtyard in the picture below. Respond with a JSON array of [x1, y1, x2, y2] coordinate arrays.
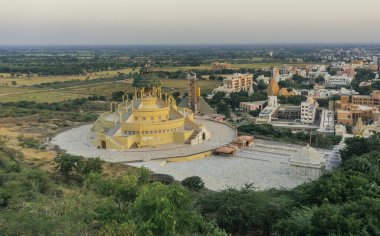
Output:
[[128, 142, 311, 191]]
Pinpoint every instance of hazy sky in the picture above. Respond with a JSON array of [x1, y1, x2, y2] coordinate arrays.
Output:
[[0, 0, 379, 45]]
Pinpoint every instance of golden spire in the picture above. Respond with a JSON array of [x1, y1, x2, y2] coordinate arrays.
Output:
[[267, 78, 279, 96]]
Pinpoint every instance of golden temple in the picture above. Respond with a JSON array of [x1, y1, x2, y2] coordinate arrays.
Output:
[[93, 76, 210, 150]]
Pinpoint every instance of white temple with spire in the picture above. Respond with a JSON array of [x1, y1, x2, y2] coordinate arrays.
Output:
[[289, 144, 326, 179]]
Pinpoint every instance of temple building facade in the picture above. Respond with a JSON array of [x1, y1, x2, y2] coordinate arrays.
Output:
[[353, 117, 380, 138], [93, 76, 210, 150], [179, 73, 213, 115], [289, 145, 326, 179]]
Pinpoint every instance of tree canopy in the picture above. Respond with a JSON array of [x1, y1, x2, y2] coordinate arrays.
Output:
[[132, 74, 161, 88]]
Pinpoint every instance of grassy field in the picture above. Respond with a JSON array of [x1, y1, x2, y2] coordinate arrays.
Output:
[[0, 72, 11, 77], [0, 78, 220, 103], [91, 68, 135, 76], [66, 82, 133, 96], [0, 68, 136, 87], [152, 65, 211, 72], [66, 78, 220, 96], [0, 91, 88, 103], [159, 79, 220, 94], [0, 122, 133, 178], [0, 86, 38, 95], [230, 63, 319, 69], [0, 75, 98, 86], [152, 62, 319, 72]]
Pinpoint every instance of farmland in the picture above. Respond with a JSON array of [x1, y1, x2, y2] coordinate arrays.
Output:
[[0, 77, 221, 102], [0, 90, 88, 103]]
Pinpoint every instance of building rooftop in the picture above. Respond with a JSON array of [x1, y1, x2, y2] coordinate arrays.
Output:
[[240, 101, 267, 105], [215, 146, 237, 154]]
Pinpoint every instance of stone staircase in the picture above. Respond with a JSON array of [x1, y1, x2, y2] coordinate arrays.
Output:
[[106, 123, 120, 136], [106, 136, 126, 150], [185, 129, 201, 145]]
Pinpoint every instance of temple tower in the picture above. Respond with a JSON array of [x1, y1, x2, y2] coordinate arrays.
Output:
[[187, 72, 200, 113], [267, 78, 279, 96]]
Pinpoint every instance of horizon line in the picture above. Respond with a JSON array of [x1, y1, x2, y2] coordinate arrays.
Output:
[[1, 42, 380, 48]]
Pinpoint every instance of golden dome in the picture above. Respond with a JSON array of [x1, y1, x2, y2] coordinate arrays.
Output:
[[279, 87, 289, 96]]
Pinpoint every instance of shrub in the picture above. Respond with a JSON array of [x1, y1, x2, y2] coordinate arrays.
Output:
[[54, 153, 82, 177], [17, 136, 41, 149], [77, 158, 103, 176], [181, 176, 205, 191]]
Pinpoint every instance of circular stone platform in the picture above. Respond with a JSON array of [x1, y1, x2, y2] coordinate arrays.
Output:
[[51, 119, 236, 163]]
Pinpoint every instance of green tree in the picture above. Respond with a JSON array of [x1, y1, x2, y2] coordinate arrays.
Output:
[[85, 173, 140, 210], [137, 166, 151, 184], [99, 221, 137, 236], [292, 74, 307, 84], [340, 136, 369, 161], [342, 152, 380, 184], [172, 91, 180, 98], [181, 176, 205, 191], [227, 91, 249, 109], [249, 108, 261, 117], [210, 92, 226, 106], [257, 80, 268, 91], [54, 153, 81, 177], [132, 183, 200, 236], [295, 170, 376, 205], [77, 158, 103, 176], [278, 80, 291, 88], [111, 91, 124, 101], [275, 198, 380, 236], [274, 207, 314, 236], [315, 75, 325, 84], [200, 186, 294, 234]]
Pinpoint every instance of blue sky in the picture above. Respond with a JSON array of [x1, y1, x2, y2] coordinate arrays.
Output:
[[0, 0, 379, 45]]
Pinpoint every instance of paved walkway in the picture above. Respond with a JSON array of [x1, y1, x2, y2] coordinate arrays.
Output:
[[129, 145, 308, 191], [51, 119, 236, 162]]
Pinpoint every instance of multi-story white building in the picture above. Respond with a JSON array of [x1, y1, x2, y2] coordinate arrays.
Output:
[[257, 96, 280, 123], [318, 109, 335, 133], [310, 87, 359, 99], [257, 75, 271, 85], [325, 74, 353, 87], [301, 96, 319, 124]]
